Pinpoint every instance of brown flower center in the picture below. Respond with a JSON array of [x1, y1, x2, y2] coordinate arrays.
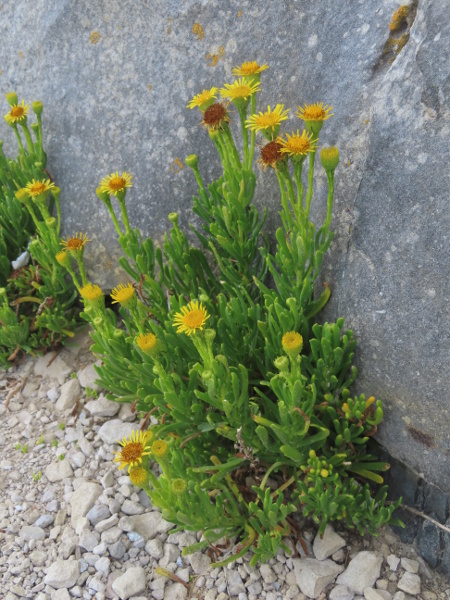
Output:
[[260, 141, 283, 166], [303, 106, 325, 120], [30, 182, 47, 195], [109, 176, 126, 191], [120, 442, 143, 462], [66, 238, 84, 250], [287, 137, 311, 154], [11, 106, 24, 118], [203, 103, 228, 128]]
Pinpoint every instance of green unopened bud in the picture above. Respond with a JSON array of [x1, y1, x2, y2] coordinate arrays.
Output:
[[93, 316, 103, 328], [113, 329, 124, 338], [309, 449, 316, 459], [95, 186, 112, 205], [45, 217, 57, 229], [274, 356, 289, 372], [168, 212, 178, 224], [0, 287, 7, 299], [32, 101, 43, 116], [55, 250, 72, 269], [30, 123, 39, 135], [203, 328, 216, 343], [320, 147, 339, 172], [199, 293, 209, 303], [50, 186, 61, 201], [201, 369, 212, 381], [185, 154, 199, 169], [5, 92, 18, 107], [15, 188, 31, 203]]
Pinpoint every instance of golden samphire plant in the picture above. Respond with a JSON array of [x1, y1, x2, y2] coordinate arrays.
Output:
[[60, 59, 403, 566]]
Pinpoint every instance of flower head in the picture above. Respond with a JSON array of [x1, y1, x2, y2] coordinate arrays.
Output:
[[187, 87, 218, 111], [61, 233, 90, 253], [232, 61, 269, 77], [55, 250, 71, 268], [173, 300, 210, 336], [277, 130, 317, 162], [110, 283, 136, 309], [258, 141, 286, 171], [282, 331, 303, 356], [220, 78, 261, 104], [151, 439, 168, 458], [296, 103, 333, 135], [4, 100, 29, 125], [246, 104, 290, 139], [99, 171, 133, 198], [202, 102, 230, 131], [25, 179, 55, 199], [172, 479, 187, 494], [136, 332, 157, 354], [114, 429, 153, 472], [129, 466, 149, 487], [320, 146, 339, 172], [80, 283, 104, 310]]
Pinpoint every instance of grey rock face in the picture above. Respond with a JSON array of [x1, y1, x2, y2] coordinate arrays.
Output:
[[0, 1, 448, 492]]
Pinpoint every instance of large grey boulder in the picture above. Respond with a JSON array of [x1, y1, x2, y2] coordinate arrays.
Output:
[[1, 1, 448, 492]]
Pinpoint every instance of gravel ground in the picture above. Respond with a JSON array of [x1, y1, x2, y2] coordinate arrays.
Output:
[[0, 326, 449, 600]]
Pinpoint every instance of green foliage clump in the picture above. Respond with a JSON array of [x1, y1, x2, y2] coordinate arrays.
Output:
[[0, 94, 79, 367], [61, 61, 403, 565]]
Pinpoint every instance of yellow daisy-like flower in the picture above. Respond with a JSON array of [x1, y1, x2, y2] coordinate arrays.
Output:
[[172, 479, 187, 494], [277, 130, 317, 159], [99, 171, 133, 197], [296, 102, 333, 123], [61, 232, 91, 253], [110, 283, 136, 309], [187, 87, 218, 110], [151, 440, 168, 458], [4, 100, 29, 125], [282, 331, 303, 352], [129, 466, 149, 487], [173, 300, 210, 336], [232, 61, 269, 76], [114, 429, 153, 472], [136, 332, 157, 352], [25, 179, 55, 198], [220, 78, 261, 101], [80, 283, 104, 310], [245, 104, 290, 136], [320, 146, 340, 172]]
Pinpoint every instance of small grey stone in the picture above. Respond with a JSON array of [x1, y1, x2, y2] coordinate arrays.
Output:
[[86, 503, 111, 526], [95, 514, 119, 532], [84, 394, 120, 417], [56, 379, 81, 411], [111, 566, 146, 599], [145, 538, 164, 559], [97, 420, 136, 445], [95, 556, 110, 575], [260, 564, 277, 584], [20, 525, 46, 541], [71, 452, 86, 468], [364, 588, 392, 600], [313, 525, 346, 561], [400, 558, 419, 574], [44, 559, 80, 589], [247, 581, 263, 596], [189, 551, 211, 574], [45, 459, 74, 483], [294, 557, 343, 598], [78, 530, 100, 551], [34, 353, 71, 385], [397, 572, 421, 596], [164, 583, 188, 600], [121, 499, 144, 515], [77, 361, 102, 390], [34, 514, 55, 528], [100, 471, 115, 488], [330, 585, 355, 600], [336, 552, 383, 594], [226, 570, 245, 596], [30, 550, 47, 566], [387, 555, 400, 571], [77, 437, 94, 457], [70, 482, 102, 525], [92, 541, 107, 556], [108, 540, 127, 559], [101, 526, 122, 544], [159, 542, 181, 568], [51, 589, 71, 600]]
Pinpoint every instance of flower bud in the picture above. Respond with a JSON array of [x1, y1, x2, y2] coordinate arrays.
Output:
[[274, 356, 289, 372], [15, 188, 31, 203], [185, 154, 199, 169], [5, 92, 18, 107], [45, 217, 57, 229], [32, 101, 43, 116], [320, 147, 339, 173], [168, 212, 179, 224]]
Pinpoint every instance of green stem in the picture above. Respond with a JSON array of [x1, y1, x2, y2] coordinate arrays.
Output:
[[74, 254, 88, 286], [20, 123, 35, 154], [324, 171, 335, 233], [260, 462, 284, 491], [239, 109, 249, 168], [248, 94, 257, 169], [222, 126, 241, 171], [66, 265, 81, 291], [305, 150, 317, 219], [293, 161, 305, 214], [36, 114, 44, 162], [12, 126, 25, 153], [106, 203, 123, 237], [118, 199, 131, 234]]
